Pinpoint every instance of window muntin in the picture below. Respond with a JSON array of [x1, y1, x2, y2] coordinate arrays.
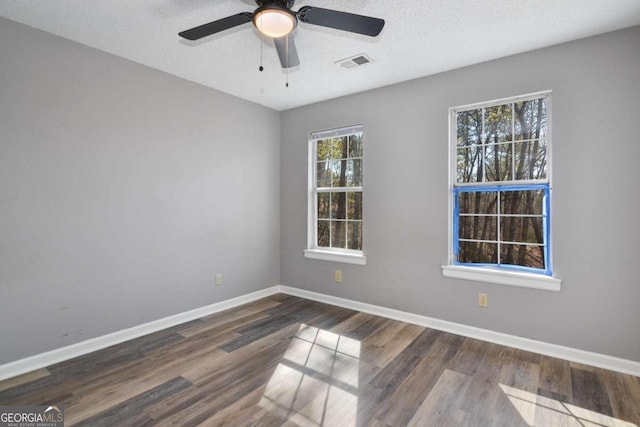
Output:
[[451, 93, 552, 275], [310, 126, 363, 254]]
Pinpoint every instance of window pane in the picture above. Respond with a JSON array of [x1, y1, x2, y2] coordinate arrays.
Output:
[[513, 140, 547, 180], [456, 109, 482, 147], [331, 159, 347, 187], [458, 241, 497, 264], [500, 190, 545, 216], [346, 159, 362, 187], [316, 161, 331, 187], [485, 103, 513, 143], [331, 192, 347, 219], [456, 146, 483, 183], [459, 215, 497, 241], [347, 192, 362, 220], [500, 244, 545, 270], [317, 139, 332, 160], [485, 143, 512, 182], [513, 141, 530, 180], [534, 141, 547, 180], [500, 216, 544, 244], [347, 222, 362, 250], [332, 137, 348, 159], [317, 220, 330, 247], [348, 134, 363, 158], [458, 191, 497, 215], [515, 98, 547, 141], [317, 193, 330, 219], [331, 221, 346, 248]]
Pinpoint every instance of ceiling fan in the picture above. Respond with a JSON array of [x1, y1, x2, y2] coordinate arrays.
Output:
[[178, 0, 385, 69]]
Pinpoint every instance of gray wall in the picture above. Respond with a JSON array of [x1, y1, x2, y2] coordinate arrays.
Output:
[[0, 18, 281, 364], [281, 26, 640, 362]]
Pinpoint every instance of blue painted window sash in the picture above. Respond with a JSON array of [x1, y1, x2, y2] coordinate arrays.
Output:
[[453, 183, 551, 275]]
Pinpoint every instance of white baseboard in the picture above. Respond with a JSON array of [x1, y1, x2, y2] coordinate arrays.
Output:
[[2, 284, 638, 382], [0, 287, 281, 382], [276, 285, 640, 377]]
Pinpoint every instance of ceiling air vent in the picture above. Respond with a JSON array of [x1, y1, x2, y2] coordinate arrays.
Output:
[[335, 54, 373, 70]]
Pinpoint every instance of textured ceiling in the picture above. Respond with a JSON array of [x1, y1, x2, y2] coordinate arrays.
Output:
[[1, 0, 639, 111]]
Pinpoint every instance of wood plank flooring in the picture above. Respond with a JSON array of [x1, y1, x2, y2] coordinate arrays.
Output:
[[1, 294, 639, 426]]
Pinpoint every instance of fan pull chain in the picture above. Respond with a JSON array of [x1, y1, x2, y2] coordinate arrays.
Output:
[[258, 18, 264, 72], [285, 35, 289, 87]]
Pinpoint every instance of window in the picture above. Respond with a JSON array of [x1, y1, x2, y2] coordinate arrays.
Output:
[[442, 92, 561, 290], [304, 125, 365, 265]]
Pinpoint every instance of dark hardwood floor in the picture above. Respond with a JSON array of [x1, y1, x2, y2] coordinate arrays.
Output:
[[1, 294, 639, 426]]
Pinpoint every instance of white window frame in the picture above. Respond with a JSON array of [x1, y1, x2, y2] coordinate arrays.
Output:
[[441, 91, 561, 291], [304, 125, 366, 265]]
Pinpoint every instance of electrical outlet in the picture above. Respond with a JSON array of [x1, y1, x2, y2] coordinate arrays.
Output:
[[335, 270, 343, 283], [478, 293, 488, 308], [215, 274, 222, 286]]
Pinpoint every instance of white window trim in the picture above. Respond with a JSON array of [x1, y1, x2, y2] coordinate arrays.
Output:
[[441, 265, 561, 291], [304, 249, 366, 265], [443, 91, 561, 291], [304, 125, 366, 265]]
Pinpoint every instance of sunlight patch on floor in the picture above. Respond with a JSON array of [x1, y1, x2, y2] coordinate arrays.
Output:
[[259, 324, 360, 426], [500, 383, 637, 427]]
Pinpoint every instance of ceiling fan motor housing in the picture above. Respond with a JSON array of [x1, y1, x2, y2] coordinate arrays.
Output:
[[255, 0, 295, 9]]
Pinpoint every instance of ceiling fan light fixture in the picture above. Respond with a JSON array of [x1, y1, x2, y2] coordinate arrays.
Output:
[[253, 6, 297, 38]]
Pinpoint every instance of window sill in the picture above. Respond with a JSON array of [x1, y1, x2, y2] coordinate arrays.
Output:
[[304, 249, 366, 265], [441, 265, 561, 291]]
